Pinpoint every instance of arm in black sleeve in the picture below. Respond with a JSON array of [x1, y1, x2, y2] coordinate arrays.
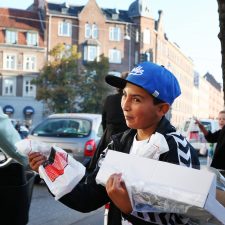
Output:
[[59, 169, 110, 213], [205, 130, 220, 143]]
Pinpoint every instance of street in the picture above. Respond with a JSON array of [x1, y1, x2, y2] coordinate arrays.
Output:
[[27, 183, 105, 225]]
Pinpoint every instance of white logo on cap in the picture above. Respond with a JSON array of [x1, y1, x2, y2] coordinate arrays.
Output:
[[130, 66, 144, 76], [152, 90, 159, 97]]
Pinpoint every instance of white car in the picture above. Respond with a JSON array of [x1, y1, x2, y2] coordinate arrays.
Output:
[[28, 113, 103, 164], [180, 118, 219, 155]]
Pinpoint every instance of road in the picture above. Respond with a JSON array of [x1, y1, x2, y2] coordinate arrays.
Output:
[[27, 183, 105, 225]]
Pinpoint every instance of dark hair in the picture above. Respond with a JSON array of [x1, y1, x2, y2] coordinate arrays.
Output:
[[219, 110, 225, 114], [153, 97, 166, 105]]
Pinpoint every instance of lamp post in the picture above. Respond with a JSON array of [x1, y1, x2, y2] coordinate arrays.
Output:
[[124, 24, 132, 71]]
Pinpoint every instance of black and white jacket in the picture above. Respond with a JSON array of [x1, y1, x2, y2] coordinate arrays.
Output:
[[59, 117, 200, 225]]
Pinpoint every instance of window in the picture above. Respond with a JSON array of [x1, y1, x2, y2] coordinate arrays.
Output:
[[83, 45, 99, 61], [135, 29, 139, 42], [23, 77, 36, 97], [24, 55, 36, 71], [85, 23, 92, 38], [58, 21, 72, 37], [135, 50, 139, 64], [60, 44, 72, 58], [109, 27, 121, 41], [5, 30, 17, 44], [31, 118, 91, 138], [109, 49, 121, 63], [92, 24, 98, 39], [27, 32, 38, 46], [143, 28, 150, 44], [4, 54, 16, 70], [85, 23, 98, 39], [3, 77, 16, 96]]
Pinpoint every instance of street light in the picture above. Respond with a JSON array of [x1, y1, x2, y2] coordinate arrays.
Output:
[[124, 24, 132, 71]]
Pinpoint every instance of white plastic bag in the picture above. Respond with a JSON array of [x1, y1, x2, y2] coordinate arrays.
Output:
[[39, 146, 85, 200], [16, 139, 85, 200]]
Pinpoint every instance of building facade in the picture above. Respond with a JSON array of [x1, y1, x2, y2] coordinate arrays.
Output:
[[0, 7, 46, 126], [0, 0, 223, 127]]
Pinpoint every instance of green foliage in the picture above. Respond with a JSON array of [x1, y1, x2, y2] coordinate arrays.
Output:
[[80, 54, 110, 113], [33, 45, 110, 114], [32, 44, 82, 113]]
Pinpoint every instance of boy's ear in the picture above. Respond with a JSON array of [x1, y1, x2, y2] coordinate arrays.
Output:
[[158, 103, 170, 116]]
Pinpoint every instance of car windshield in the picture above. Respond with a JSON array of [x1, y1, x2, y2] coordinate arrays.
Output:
[[201, 121, 212, 131], [31, 118, 92, 138]]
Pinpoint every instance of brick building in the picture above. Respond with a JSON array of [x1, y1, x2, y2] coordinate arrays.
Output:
[[0, 7, 46, 126], [0, 0, 223, 127]]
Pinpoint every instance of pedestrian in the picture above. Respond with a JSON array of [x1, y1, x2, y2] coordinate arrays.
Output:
[[102, 71, 129, 143], [88, 72, 129, 170], [28, 62, 200, 225], [195, 110, 225, 170], [15, 121, 24, 139]]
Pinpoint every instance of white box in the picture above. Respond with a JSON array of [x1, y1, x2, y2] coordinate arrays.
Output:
[[96, 150, 225, 224]]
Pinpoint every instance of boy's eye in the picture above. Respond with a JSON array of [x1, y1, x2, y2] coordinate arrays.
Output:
[[133, 97, 140, 102]]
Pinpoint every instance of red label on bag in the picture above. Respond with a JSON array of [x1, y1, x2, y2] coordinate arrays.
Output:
[[44, 150, 68, 182]]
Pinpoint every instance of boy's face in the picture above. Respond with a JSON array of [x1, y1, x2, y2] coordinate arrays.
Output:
[[218, 112, 225, 128], [121, 83, 165, 131]]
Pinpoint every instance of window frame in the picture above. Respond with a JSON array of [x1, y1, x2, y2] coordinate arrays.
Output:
[[23, 76, 36, 97], [83, 45, 99, 62], [85, 23, 92, 38], [23, 55, 36, 71], [108, 49, 121, 64], [143, 28, 151, 44], [4, 53, 17, 70], [26, 32, 38, 46], [92, 23, 98, 39], [2, 76, 16, 96], [58, 21, 72, 37], [109, 27, 121, 41], [5, 30, 17, 44]]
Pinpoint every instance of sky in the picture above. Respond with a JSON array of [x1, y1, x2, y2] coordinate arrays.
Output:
[[0, 0, 222, 83]]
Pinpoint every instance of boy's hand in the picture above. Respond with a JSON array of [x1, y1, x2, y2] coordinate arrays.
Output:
[[28, 152, 46, 173], [106, 173, 132, 214]]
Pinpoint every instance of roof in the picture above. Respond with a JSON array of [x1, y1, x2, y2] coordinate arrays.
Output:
[[204, 72, 221, 91], [47, 2, 132, 23], [102, 8, 132, 23], [47, 2, 84, 17], [0, 8, 42, 31]]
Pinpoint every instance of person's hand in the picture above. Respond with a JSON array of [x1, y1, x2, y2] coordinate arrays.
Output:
[[193, 117, 201, 125], [28, 152, 47, 173], [106, 173, 132, 214]]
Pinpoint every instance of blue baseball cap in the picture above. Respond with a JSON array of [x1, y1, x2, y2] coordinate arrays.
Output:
[[105, 62, 181, 105]]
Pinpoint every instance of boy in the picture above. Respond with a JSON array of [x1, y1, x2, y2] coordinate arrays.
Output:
[[29, 62, 200, 225]]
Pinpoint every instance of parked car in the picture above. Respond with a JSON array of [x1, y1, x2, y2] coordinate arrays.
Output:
[[180, 118, 219, 155], [28, 113, 103, 164]]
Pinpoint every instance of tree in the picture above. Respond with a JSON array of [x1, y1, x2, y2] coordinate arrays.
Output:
[[217, 0, 225, 105], [32, 44, 82, 113], [80, 54, 110, 113]]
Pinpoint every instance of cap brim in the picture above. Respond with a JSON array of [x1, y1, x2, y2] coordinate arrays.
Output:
[[105, 75, 127, 89]]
